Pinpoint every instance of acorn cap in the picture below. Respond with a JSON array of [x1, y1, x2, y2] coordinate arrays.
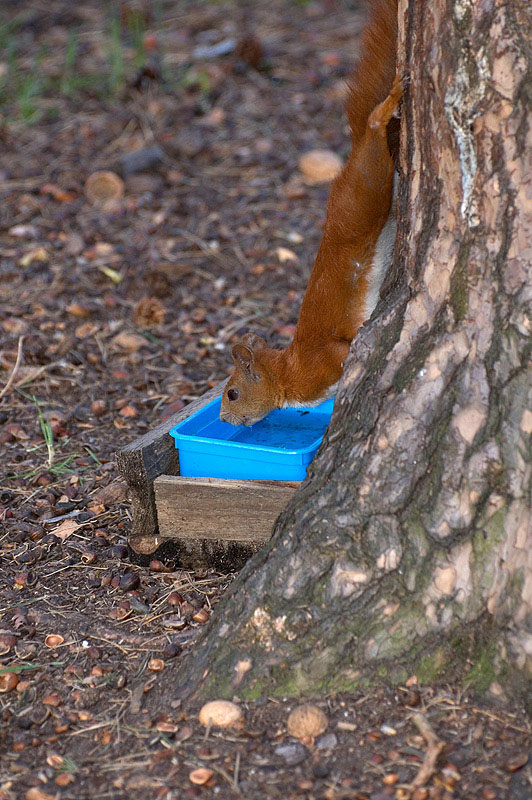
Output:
[[85, 171, 124, 206]]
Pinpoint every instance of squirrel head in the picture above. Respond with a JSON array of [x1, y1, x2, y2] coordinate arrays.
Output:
[[220, 333, 278, 426]]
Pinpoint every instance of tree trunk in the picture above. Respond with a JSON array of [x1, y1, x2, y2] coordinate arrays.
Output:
[[176, 0, 532, 704]]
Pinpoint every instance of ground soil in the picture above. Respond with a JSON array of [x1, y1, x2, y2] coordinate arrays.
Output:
[[1, 2, 530, 799]]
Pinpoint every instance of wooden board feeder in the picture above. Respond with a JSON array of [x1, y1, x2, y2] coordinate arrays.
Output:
[[116, 382, 299, 570]]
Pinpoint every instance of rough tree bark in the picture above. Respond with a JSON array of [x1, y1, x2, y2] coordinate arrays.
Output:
[[176, 0, 532, 704]]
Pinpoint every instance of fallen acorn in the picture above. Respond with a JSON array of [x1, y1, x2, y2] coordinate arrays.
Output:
[[0, 634, 17, 655], [42, 693, 61, 706], [163, 641, 182, 659], [25, 788, 57, 800], [189, 767, 213, 785], [167, 591, 183, 606], [44, 634, 64, 649], [148, 658, 165, 672], [119, 572, 140, 592], [90, 399, 106, 416], [156, 720, 178, 734], [287, 704, 328, 741], [505, 752, 529, 772], [109, 606, 131, 621], [0, 672, 19, 693], [198, 700, 243, 729], [109, 544, 128, 559], [56, 773, 75, 787], [383, 773, 399, 786]]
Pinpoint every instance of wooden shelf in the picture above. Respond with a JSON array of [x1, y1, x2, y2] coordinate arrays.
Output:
[[116, 382, 299, 568]]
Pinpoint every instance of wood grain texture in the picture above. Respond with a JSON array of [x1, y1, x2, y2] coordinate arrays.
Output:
[[116, 382, 226, 547], [153, 475, 299, 570]]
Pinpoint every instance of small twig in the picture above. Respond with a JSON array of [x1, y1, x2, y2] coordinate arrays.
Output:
[[0, 335, 24, 400], [212, 763, 241, 793], [409, 712, 444, 790], [233, 750, 241, 792]]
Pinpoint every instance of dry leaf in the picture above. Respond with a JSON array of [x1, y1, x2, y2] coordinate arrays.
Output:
[[87, 502, 105, 515], [2, 317, 27, 334], [4, 423, 29, 440], [75, 322, 99, 339], [93, 481, 127, 506], [50, 519, 81, 541], [40, 183, 76, 203], [112, 331, 147, 352], [14, 366, 47, 387], [66, 303, 91, 318]]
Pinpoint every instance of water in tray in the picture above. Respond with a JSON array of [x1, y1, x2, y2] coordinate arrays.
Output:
[[229, 407, 330, 450]]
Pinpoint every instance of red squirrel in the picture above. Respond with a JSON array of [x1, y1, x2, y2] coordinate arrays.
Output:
[[221, 0, 401, 426]]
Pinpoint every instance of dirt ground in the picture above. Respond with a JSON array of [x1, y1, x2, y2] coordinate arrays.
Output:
[[1, 2, 531, 799]]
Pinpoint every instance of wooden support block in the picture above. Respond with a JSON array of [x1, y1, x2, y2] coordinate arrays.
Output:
[[154, 475, 299, 570], [116, 382, 226, 553]]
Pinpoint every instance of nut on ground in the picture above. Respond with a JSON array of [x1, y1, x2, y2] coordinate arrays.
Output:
[[198, 699, 243, 728], [287, 704, 328, 740]]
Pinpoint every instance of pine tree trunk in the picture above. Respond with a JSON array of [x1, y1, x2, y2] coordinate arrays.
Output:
[[176, 0, 532, 704]]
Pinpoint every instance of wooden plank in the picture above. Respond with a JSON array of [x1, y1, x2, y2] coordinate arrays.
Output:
[[116, 382, 226, 551], [153, 475, 299, 570]]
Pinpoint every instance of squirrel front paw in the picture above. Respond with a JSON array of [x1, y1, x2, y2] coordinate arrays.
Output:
[[368, 74, 405, 132]]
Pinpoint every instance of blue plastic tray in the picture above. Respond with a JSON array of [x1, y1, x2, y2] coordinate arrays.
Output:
[[169, 396, 334, 481]]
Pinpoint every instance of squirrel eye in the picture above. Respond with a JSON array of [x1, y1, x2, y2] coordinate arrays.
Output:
[[227, 388, 239, 402]]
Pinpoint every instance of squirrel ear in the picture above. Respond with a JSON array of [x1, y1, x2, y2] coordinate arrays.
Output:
[[243, 333, 267, 352], [231, 344, 253, 370]]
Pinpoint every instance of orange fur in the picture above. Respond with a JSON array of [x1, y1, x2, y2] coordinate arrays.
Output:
[[221, 0, 400, 426]]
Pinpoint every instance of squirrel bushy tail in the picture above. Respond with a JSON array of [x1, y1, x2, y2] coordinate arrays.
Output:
[[346, 0, 398, 150]]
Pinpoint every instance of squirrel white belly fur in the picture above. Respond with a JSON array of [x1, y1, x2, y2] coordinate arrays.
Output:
[[221, 0, 401, 426]]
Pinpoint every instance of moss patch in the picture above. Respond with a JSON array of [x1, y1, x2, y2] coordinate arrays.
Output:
[[450, 241, 470, 321]]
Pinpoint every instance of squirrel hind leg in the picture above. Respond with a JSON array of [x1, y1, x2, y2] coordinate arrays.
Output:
[[368, 74, 404, 135]]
